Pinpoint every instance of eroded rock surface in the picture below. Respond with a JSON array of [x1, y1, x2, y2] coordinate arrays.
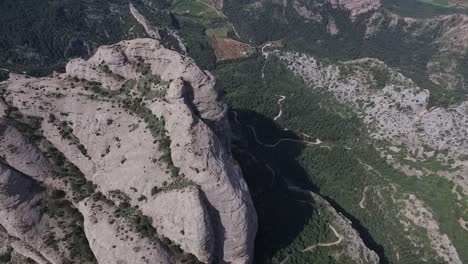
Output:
[[279, 51, 468, 194], [0, 38, 257, 263]]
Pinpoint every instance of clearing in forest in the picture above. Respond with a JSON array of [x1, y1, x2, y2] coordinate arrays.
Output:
[[209, 37, 255, 61]]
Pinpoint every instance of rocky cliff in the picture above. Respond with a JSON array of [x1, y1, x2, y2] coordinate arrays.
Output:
[[0, 38, 257, 264], [224, 0, 468, 93]]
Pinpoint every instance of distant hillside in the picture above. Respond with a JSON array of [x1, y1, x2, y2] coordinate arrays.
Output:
[[0, 0, 172, 76], [223, 0, 468, 107]]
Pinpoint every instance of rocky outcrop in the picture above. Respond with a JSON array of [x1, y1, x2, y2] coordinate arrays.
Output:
[[0, 225, 46, 264], [0, 162, 95, 264], [78, 198, 175, 264], [399, 194, 462, 264], [0, 38, 257, 263], [229, 0, 468, 91], [279, 51, 468, 193], [162, 78, 256, 264], [328, 0, 381, 17], [130, 3, 161, 40], [312, 193, 380, 264], [288, 184, 380, 264]]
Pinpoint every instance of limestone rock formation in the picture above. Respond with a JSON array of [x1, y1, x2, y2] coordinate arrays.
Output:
[[0, 38, 257, 263], [328, 0, 381, 17], [279, 51, 468, 194]]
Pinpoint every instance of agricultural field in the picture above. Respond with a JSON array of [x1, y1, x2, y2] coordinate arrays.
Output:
[[383, 0, 468, 16], [209, 37, 255, 60], [171, 0, 254, 61], [205, 27, 230, 37], [171, 0, 224, 19]]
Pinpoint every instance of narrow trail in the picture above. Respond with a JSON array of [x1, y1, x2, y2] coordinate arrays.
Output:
[[279, 256, 290, 264], [273, 95, 286, 121], [359, 186, 369, 209], [358, 159, 383, 178], [283, 180, 344, 257], [230, 23, 241, 39], [230, 111, 242, 126], [302, 224, 343, 252], [197, 0, 226, 18], [231, 109, 328, 149], [260, 42, 279, 80], [459, 218, 468, 231], [246, 124, 323, 148], [286, 183, 345, 253], [229, 111, 387, 263]]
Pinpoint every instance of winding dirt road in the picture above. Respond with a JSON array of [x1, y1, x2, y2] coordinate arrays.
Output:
[[234, 111, 345, 262], [302, 224, 344, 252], [260, 43, 273, 79], [247, 124, 323, 148], [359, 186, 369, 209], [273, 95, 286, 121]]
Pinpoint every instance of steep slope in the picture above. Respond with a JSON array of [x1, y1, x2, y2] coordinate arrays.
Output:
[[0, 0, 178, 77], [275, 50, 468, 262], [0, 38, 257, 263], [278, 51, 468, 193], [223, 0, 468, 106], [213, 45, 468, 263]]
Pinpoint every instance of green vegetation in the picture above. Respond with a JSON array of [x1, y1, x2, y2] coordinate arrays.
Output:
[[176, 17, 217, 70], [213, 53, 468, 263], [0, 70, 8, 82], [49, 116, 91, 159], [417, 0, 456, 8], [171, 0, 223, 19], [206, 27, 230, 37], [169, 0, 240, 68], [2, 109, 98, 263], [137, 74, 168, 99], [222, 0, 468, 107], [271, 200, 357, 264], [0, 247, 12, 263], [41, 189, 97, 263], [382, 0, 468, 17], [93, 191, 201, 263], [370, 66, 391, 89], [1, 108, 96, 202], [0, 0, 171, 76], [87, 79, 179, 178]]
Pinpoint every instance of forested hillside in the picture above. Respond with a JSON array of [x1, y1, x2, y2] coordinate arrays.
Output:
[[0, 0, 172, 76], [222, 0, 468, 107], [1, 0, 467, 263]]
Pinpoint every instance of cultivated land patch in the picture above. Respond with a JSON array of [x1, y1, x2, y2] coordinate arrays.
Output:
[[206, 27, 230, 38], [171, 0, 223, 19], [209, 37, 255, 61]]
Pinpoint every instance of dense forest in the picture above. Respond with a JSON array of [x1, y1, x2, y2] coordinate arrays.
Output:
[[0, 0, 172, 76], [213, 54, 468, 263], [1, 0, 467, 263], [222, 0, 467, 107], [382, 0, 468, 17]]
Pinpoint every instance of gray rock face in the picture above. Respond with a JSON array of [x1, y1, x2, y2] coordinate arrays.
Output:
[[0, 38, 257, 263], [279, 51, 468, 193], [0, 162, 89, 264], [78, 198, 175, 264], [162, 77, 256, 264]]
